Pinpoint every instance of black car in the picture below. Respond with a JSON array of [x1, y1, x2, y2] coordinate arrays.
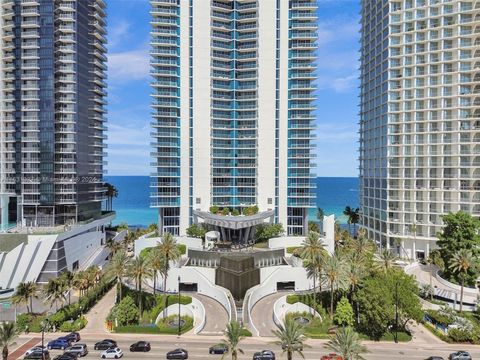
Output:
[[208, 344, 228, 355], [130, 341, 151, 352], [253, 350, 275, 360], [58, 352, 77, 359], [425, 357, 444, 360], [449, 352, 472, 360], [94, 340, 117, 350], [65, 332, 81, 343], [53, 355, 78, 360], [166, 348, 188, 359]]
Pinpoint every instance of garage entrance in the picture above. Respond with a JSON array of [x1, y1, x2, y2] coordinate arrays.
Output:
[[179, 282, 198, 292], [277, 281, 295, 291]]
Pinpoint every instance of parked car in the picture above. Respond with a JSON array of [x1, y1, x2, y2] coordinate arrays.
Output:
[[53, 355, 78, 360], [94, 340, 117, 350], [321, 354, 343, 360], [47, 339, 71, 350], [166, 348, 189, 359], [129, 341, 151, 352], [253, 350, 275, 360], [101, 347, 123, 359], [24, 351, 51, 360], [64, 332, 81, 343], [25, 347, 48, 357], [208, 344, 228, 354], [425, 357, 444, 360], [449, 352, 472, 360], [64, 344, 88, 357]]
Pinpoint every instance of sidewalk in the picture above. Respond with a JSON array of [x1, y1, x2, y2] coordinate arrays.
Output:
[[7, 337, 40, 360], [81, 286, 116, 335]]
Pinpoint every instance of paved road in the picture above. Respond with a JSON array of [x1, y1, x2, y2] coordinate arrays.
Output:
[[192, 294, 228, 335], [250, 292, 289, 336], [83, 287, 116, 335], [10, 333, 480, 360], [407, 264, 478, 305]]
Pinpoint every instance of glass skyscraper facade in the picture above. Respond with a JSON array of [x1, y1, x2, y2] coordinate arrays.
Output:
[[0, 0, 107, 229], [360, 0, 480, 259], [150, 0, 317, 236]]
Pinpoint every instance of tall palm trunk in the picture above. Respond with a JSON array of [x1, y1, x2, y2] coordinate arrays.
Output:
[[138, 276, 143, 316], [117, 278, 123, 302], [3, 345, 9, 360], [287, 350, 292, 360], [29, 296, 33, 314], [330, 283, 334, 319], [153, 271, 157, 296], [312, 273, 317, 317], [163, 255, 169, 293]]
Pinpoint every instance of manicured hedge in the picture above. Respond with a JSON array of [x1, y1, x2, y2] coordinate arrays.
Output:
[[115, 315, 193, 335]]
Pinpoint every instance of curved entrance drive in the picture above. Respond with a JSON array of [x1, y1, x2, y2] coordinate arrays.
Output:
[[192, 293, 228, 335], [250, 292, 289, 337]]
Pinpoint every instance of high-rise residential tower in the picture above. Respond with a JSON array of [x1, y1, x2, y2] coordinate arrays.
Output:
[[359, 0, 479, 259], [150, 0, 317, 236], [0, 0, 108, 229]]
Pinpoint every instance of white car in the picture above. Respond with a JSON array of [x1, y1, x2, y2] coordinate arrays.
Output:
[[101, 347, 123, 359]]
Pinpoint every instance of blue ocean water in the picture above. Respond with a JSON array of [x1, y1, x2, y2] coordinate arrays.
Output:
[[105, 176, 359, 227]]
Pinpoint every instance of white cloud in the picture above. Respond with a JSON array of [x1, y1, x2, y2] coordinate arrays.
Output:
[[331, 74, 358, 93], [107, 123, 150, 147], [108, 20, 131, 49], [108, 49, 150, 82]]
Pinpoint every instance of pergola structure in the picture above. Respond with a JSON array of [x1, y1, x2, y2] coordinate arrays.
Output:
[[192, 210, 275, 245]]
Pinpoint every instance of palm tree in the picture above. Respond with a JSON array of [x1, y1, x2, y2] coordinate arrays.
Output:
[[11, 282, 37, 314], [300, 231, 326, 314], [351, 208, 359, 237], [147, 247, 167, 297], [343, 206, 354, 234], [106, 250, 129, 302], [105, 240, 123, 258], [104, 183, 118, 212], [348, 235, 375, 258], [375, 249, 398, 273], [449, 249, 474, 313], [127, 255, 153, 315], [221, 320, 245, 360], [43, 278, 66, 311], [156, 232, 181, 293], [0, 322, 17, 360], [59, 270, 74, 306], [73, 271, 89, 298], [326, 326, 367, 360], [345, 257, 366, 300], [272, 317, 308, 360], [323, 254, 347, 319], [317, 207, 325, 234], [85, 266, 101, 289]]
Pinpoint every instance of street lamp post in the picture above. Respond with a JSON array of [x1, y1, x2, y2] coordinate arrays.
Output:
[[394, 281, 399, 344], [177, 275, 181, 337], [40, 319, 48, 360]]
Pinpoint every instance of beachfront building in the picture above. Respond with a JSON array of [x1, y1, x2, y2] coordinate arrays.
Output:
[[150, 0, 318, 236], [359, 0, 480, 259], [0, 0, 108, 230]]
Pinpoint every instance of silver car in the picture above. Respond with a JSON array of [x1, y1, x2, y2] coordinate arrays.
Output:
[[64, 344, 88, 357]]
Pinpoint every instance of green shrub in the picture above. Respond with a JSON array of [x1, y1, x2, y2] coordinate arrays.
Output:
[[448, 328, 476, 343], [232, 209, 240, 216], [286, 247, 301, 254], [221, 207, 230, 216], [240, 328, 252, 337], [209, 205, 219, 214], [178, 244, 186, 255], [59, 317, 87, 332], [109, 296, 139, 326], [116, 315, 193, 334], [426, 309, 455, 327]]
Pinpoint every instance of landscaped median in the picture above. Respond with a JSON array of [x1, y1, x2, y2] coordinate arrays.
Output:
[[107, 285, 195, 334], [285, 293, 413, 342]]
